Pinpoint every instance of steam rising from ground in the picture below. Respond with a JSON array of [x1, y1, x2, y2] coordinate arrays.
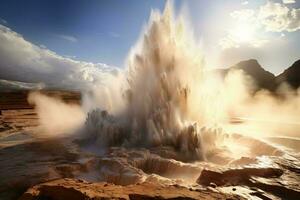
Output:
[[224, 79, 300, 138], [28, 92, 85, 135]]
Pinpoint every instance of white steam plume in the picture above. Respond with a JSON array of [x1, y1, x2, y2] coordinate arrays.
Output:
[[28, 92, 85, 136]]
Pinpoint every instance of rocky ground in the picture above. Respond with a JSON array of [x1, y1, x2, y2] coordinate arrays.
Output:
[[19, 178, 243, 200], [0, 90, 82, 199], [0, 90, 300, 200]]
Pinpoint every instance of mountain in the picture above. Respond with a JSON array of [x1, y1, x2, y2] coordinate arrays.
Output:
[[276, 60, 300, 89], [0, 79, 45, 91], [0, 78, 81, 92], [216, 59, 277, 91]]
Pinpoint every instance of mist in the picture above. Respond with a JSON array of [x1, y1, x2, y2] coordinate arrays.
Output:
[[28, 92, 85, 136], [224, 80, 300, 138]]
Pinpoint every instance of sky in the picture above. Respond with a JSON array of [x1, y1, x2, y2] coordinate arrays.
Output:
[[0, 0, 299, 88]]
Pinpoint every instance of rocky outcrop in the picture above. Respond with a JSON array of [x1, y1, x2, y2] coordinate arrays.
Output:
[[197, 166, 300, 200], [276, 59, 300, 89], [197, 167, 283, 186], [19, 178, 244, 200]]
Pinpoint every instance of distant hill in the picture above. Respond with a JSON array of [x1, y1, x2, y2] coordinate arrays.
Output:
[[0, 90, 81, 110], [276, 60, 300, 89], [216, 59, 277, 91], [0, 79, 45, 91], [216, 59, 300, 92], [0, 79, 81, 92]]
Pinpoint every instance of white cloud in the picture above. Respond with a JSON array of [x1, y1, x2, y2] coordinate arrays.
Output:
[[220, 1, 300, 49], [57, 34, 78, 42], [282, 0, 296, 4], [259, 1, 300, 32], [0, 18, 7, 24], [219, 36, 240, 49], [219, 33, 268, 49], [39, 44, 47, 49], [0, 25, 120, 90], [64, 55, 77, 59], [220, 9, 268, 49], [230, 9, 255, 21], [241, 1, 249, 5]]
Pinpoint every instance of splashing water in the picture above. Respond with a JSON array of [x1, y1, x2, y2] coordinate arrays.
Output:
[[85, 3, 225, 161]]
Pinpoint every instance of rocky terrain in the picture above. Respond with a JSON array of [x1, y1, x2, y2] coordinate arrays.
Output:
[[1, 57, 300, 200], [15, 138, 300, 200], [0, 89, 299, 200], [0, 89, 245, 200], [19, 178, 243, 200], [0, 90, 81, 199], [0, 90, 80, 145]]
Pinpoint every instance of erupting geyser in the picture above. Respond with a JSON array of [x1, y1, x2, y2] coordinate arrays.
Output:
[[85, 4, 217, 161], [2, 1, 300, 199]]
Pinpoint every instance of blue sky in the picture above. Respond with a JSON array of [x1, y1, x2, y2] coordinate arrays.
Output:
[[0, 0, 299, 88], [0, 0, 167, 67]]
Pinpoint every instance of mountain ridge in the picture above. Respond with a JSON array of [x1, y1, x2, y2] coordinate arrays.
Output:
[[276, 59, 300, 89], [216, 59, 300, 91]]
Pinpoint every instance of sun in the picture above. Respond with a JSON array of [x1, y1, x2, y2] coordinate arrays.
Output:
[[231, 23, 255, 43]]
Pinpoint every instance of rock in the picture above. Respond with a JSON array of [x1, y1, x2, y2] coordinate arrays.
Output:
[[196, 167, 300, 199], [197, 167, 283, 186], [229, 157, 257, 166], [96, 148, 201, 185], [19, 178, 244, 200], [276, 59, 300, 89], [209, 182, 217, 188]]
